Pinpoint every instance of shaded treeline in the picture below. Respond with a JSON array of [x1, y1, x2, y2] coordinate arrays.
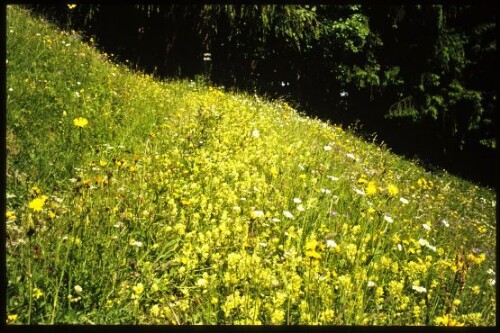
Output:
[[27, 4, 497, 187]]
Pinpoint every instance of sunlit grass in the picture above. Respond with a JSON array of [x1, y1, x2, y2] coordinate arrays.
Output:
[[6, 5, 496, 325]]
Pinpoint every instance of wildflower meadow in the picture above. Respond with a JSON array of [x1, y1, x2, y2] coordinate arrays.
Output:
[[5, 6, 496, 325]]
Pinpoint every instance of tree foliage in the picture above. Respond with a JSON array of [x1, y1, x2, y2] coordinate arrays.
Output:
[[28, 4, 497, 183]]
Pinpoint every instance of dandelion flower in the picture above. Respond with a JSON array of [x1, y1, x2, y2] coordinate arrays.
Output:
[[73, 117, 89, 128], [28, 195, 48, 212], [365, 181, 377, 196], [387, 184, 399, 196]]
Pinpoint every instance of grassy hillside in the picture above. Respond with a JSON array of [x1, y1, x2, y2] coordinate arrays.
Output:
[[5, 5, 496, 325]]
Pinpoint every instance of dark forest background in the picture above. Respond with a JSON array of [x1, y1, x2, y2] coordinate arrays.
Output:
[[27, 4, 497, 187]]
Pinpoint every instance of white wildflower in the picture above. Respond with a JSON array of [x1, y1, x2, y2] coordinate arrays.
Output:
[[418, 238, 429, 247], [251, 210, 264, 218], [283, 211, 294, 219], [197, 278, 208, 288], [354, 188, 366, 196], [412, 285, 427, 293], [326, 239, 338, 248], [384, 215, 394, 223], [129, 240, 144, 247]]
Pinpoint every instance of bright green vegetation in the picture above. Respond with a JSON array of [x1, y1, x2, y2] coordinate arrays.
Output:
[[6, 6, 496, 325]]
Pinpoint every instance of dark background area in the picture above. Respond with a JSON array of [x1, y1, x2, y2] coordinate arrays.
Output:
[[26, 4, 497, 188]]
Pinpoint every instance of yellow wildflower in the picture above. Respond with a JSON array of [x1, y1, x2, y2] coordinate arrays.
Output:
[[467, 253, 486, 265], [28, 195, 48, 212], [387, 184, 399, 196], [7, 314, 18, 323], [434, 314, 465, 326], [365, 181, 377, 196], [305, 239, 321, 260], [132, 283, 144, 296], [73, 117, 89, 128], [150, 304, 161, 317], [6, 211, 16, 221], [33, 287, 44, 300]]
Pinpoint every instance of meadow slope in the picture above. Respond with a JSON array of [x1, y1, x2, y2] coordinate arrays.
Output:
[[5, 6, 496, 325]]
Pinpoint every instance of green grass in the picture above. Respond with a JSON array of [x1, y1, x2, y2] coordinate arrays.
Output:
[[5, 5, 496, 325]]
